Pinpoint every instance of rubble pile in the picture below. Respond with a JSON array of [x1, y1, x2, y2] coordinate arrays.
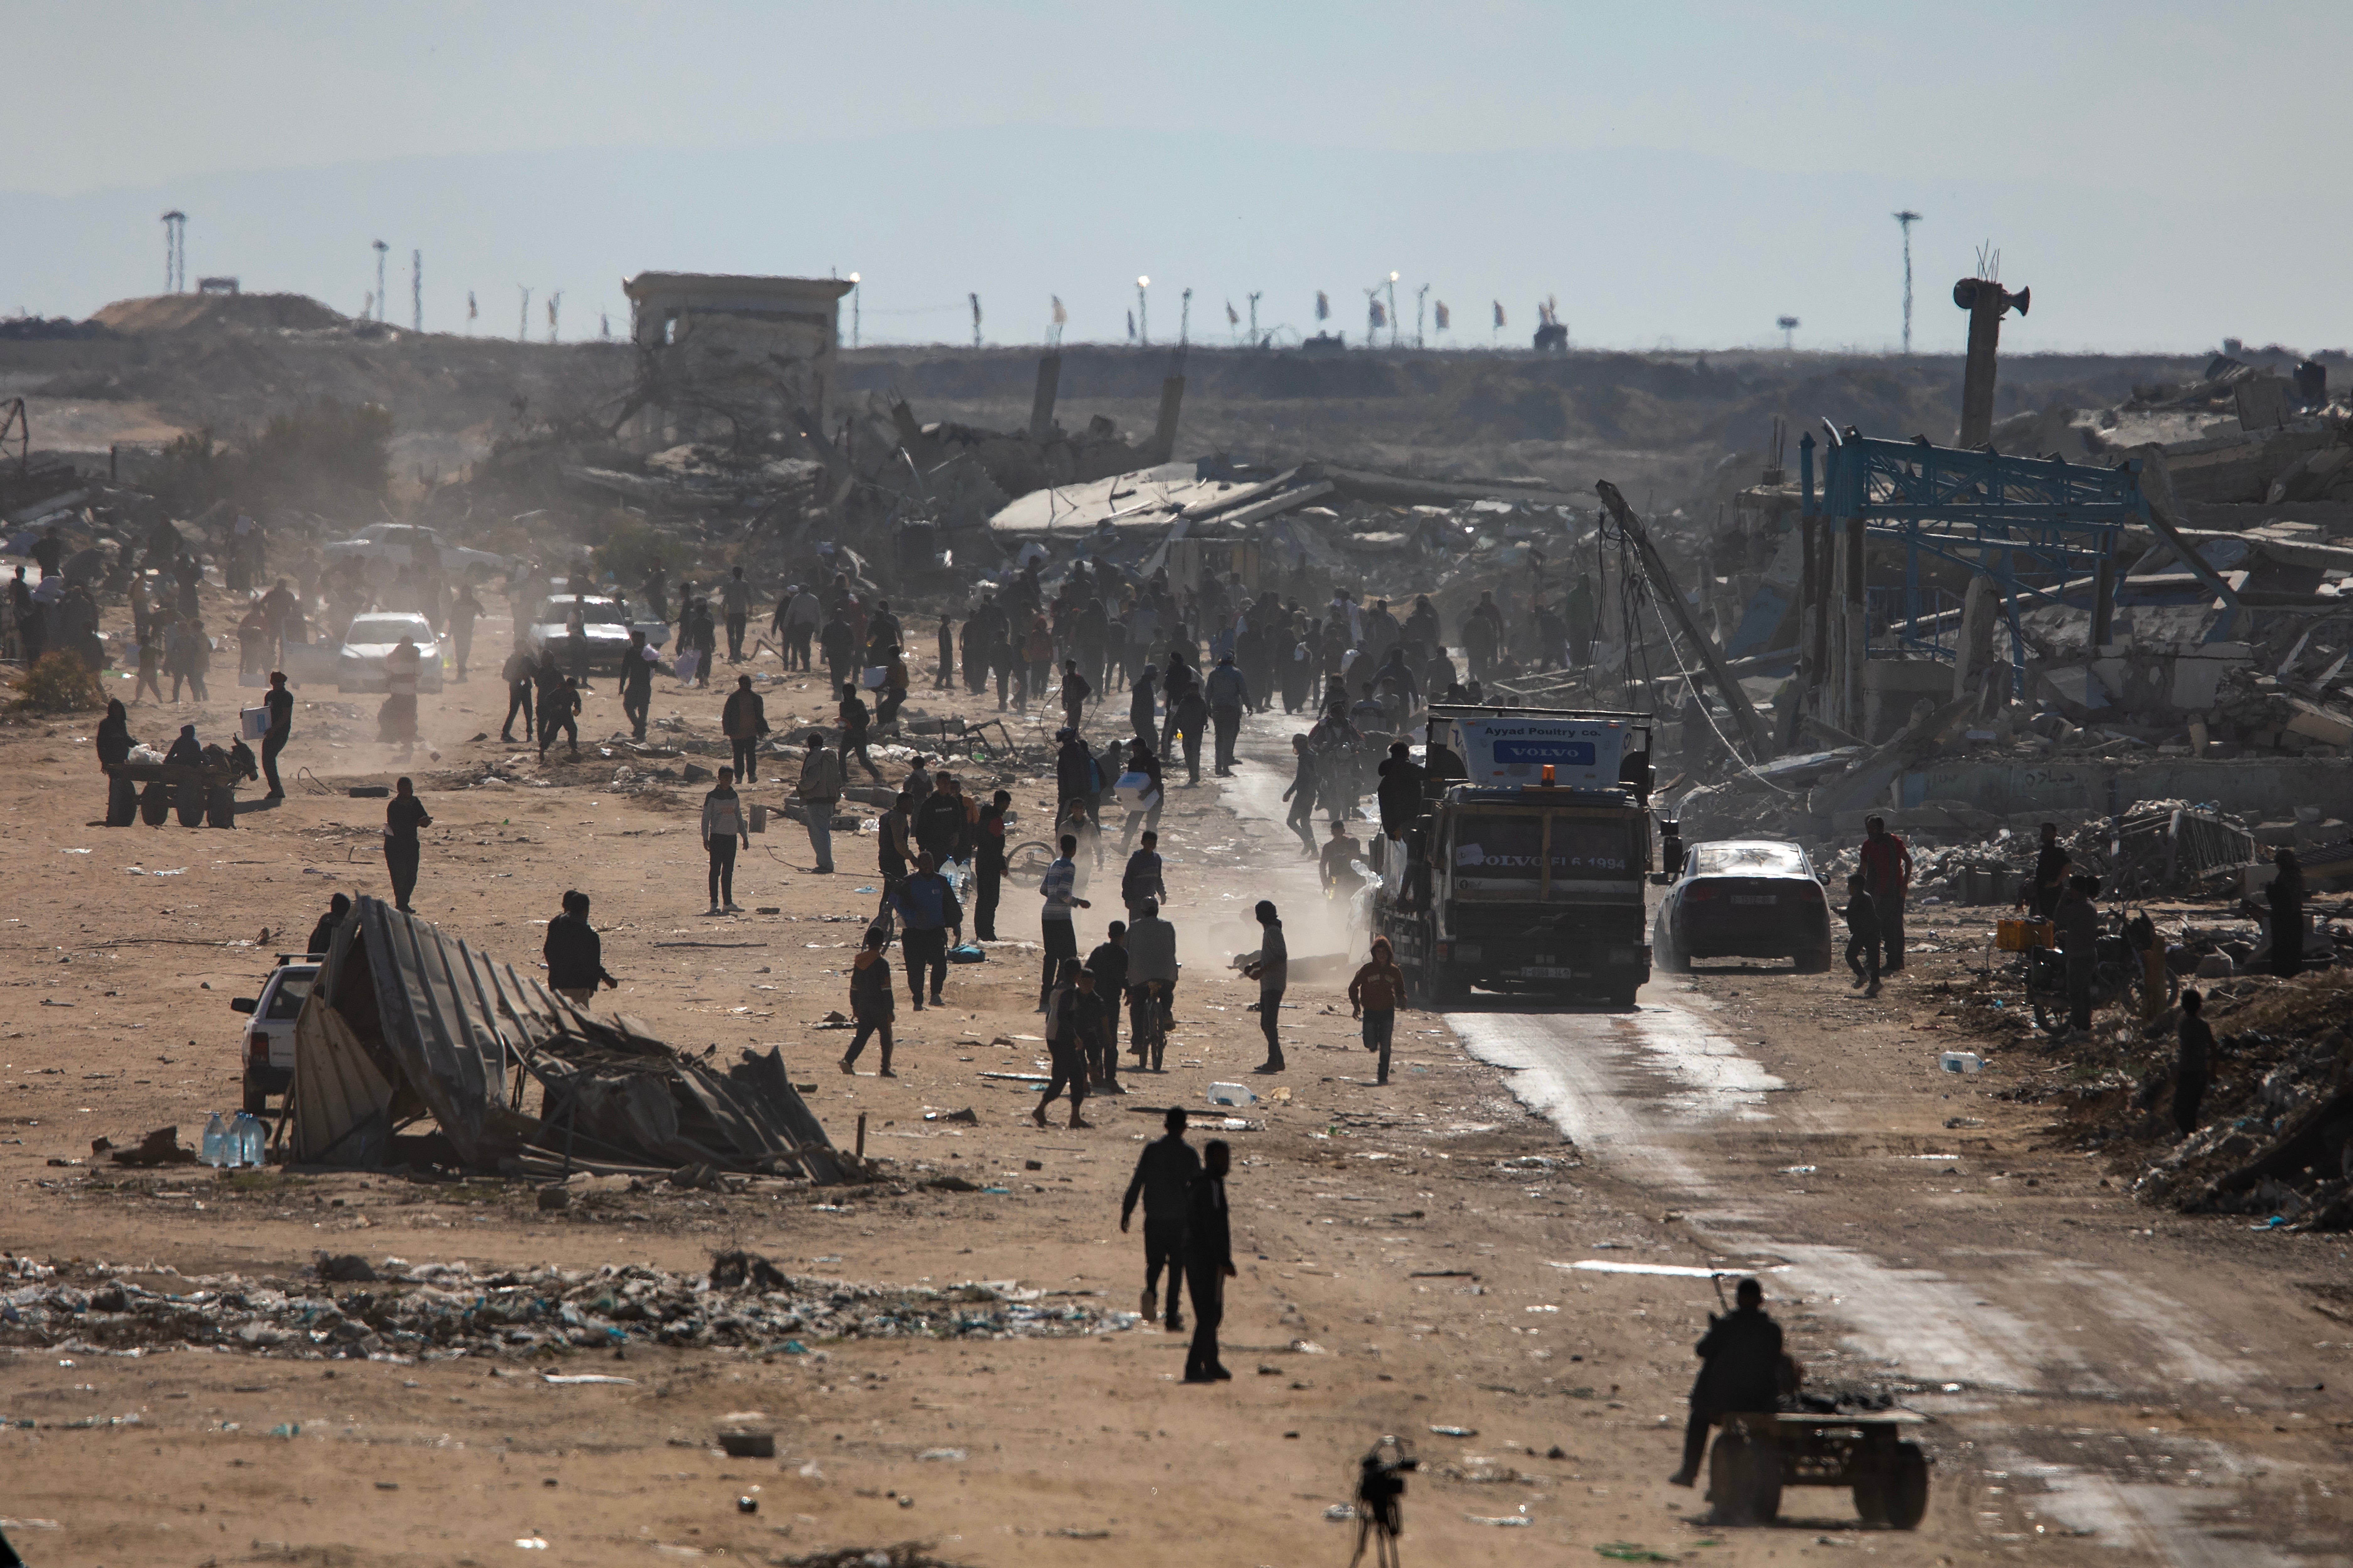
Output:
[[2027, 970, 2353, 1231], [0, 1249, 1132, 1362]]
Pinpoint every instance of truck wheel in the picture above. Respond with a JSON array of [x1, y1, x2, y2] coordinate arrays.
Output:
[[1883, 1442, 1929, 1529], [242, 1085, 272, 1117], [1794, 944, 1833, 975], [1431, 965, 1466, 1006], [1707, 1428, 1781, 1525], [1607, 981, 1640, 1008]]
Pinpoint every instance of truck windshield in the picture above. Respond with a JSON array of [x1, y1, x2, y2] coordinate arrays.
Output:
[[1452, 814, 1636, 884]]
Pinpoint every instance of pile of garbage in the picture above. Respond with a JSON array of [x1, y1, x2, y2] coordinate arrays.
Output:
[[0, 1249, 1134, 1362]]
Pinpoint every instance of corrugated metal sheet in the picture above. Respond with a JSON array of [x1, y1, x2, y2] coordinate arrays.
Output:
[[295, 897, 844, 1182]]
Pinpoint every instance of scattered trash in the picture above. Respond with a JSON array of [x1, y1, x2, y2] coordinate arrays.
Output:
[[1429, 1424, 1478, 1438], [542, 1374, 637, 1386], [1939, 1051, 1986, 1075], [1206, 1082, 1257, 1107], [916, 1448, 966, 1462], [1467, 1513, 1531, 1526], [1596, 1545, 1677, 1563], [737, 1496, 760, 1514], [1324, 1503, 1357, 1522]]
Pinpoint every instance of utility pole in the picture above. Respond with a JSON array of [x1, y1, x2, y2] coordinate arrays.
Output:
[[1415, 283, 1429, 349], [1777, 315, 1800, 351], [1179, 287, 1192, 346], [1386, 273, 1400, 349], [969, 292, 982, 348], [1893, 210, 1922, 354], [518, 286, 530, 343], [847, 273, 861, 349], [466, 290, 477, 335], [372, 240, 389, 322], [411, 249, 422, 332], [1135, 277, 1150, 346], [1247, 291, 1262, 344], [547, 290, 561, 343]]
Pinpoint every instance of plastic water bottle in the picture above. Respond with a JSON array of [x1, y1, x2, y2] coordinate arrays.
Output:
[[200, 1112, 228, 1168], [230, 1112, 266, 1168]]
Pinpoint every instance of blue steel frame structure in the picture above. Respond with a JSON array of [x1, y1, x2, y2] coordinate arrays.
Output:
[[1799, 423, 2153, 694]]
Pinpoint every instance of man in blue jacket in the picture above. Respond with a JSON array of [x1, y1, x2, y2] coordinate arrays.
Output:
[[890, 851, 963, 1010]]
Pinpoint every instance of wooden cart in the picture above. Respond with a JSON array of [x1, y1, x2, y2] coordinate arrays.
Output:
[[1707, 1409, 1930, 1528], [104, 760, 240, 828]]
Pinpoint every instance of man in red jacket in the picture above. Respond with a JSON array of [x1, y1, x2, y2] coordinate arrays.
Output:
[[1858, 816, 1914, 975]]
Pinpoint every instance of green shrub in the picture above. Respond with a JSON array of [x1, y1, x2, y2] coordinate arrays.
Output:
[[10, 650, 107, 713]]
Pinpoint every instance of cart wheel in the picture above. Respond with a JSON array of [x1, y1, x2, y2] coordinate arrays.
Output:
[[1884, 1442, 1929, 1529], [1707, 1429, 1782, 1525]]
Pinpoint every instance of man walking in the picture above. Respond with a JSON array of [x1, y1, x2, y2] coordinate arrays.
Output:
[[500, 640, 536, 743], [384, 777, 430, 913], [1059, 658, 1093, 732], [720, 566, 753, 663], [2174, 988, 2213, 1137], [973, 789, 1011, 939], [1181, 1139, 1236, 1383], [839, 683, 882, 780], [1841, 872, 1880, 998], [1242, 900, 1286, 1073], [1204, 652, 1249, 776], [722, 674, 769, 783], [260, 670, 294, 799], [1120, 1105, 1199, 1332], [1087, 919, 1130, 1089], [1033, 959, 1100, 1131], [1858, 815, 1913, 975], [619, 630, 655, 741], [544, 890, 619, 1004], [1038, 832, 1090, 1011], [1121, 829, 1167, 922], [819, 607, 857, 698], [796, 731, 843, 873], [1282, 734, 1320, 854], [935, 611, 956, 689], [1348, 935, 1409, 1085], [890, 851, 963, 1011], [702, 765, 749, 915], [2054, 873, 2100, 1036]]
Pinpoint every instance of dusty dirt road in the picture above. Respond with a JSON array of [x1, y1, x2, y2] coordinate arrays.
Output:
[[2, 592, 2347, 1565]]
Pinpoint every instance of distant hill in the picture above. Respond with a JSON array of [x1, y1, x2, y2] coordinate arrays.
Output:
[[89, 292, 346, 335]]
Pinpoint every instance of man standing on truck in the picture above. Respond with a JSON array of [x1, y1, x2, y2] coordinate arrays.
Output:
[[1858, 816, 1914, 976]]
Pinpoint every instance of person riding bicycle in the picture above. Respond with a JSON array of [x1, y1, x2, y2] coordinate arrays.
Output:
[[1126, 898, 1179, 1072]]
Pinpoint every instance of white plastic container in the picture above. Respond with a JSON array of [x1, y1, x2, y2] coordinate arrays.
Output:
[[1114, 770, 1158, 808], [1206, 1082, 1257, 1107], [861, 666, 889, 690], [1939, 1050, 1985, 1075], [200, 1111, 229, 1168], [239, 706, 271, 740]]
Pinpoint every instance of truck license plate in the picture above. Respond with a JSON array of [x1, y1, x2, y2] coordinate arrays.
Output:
[[1522, 965, 1577, 978], [1730, 895, 1778, 905]]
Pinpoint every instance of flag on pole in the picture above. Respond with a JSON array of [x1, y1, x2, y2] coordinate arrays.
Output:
[[1315, 291, 1330, 322], [1369, 300, 1387, 328], [1225, 300, 1239, 327], [467, 290, 478, 323], [1434, 300, 1450, 331], [1051, 295, 1067, 325], [1492, 300, 1506, 328]]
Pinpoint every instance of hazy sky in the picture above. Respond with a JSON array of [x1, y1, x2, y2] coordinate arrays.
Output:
[[6, 1, 2345, 352]]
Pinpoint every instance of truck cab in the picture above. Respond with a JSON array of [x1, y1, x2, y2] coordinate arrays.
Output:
[[230, 958, 320, 1115], [1375, 706, 1654, 1006]]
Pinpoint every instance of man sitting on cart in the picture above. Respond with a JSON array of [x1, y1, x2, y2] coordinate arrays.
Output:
[[1668, 1277, 1784, 1489]]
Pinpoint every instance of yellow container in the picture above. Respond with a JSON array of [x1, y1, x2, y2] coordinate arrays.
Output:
[[1996, 918, 2054, 951]]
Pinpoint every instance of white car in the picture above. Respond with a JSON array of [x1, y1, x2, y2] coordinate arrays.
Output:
[[232, 960, 318, 1115], [529, 593, 672, 670], [337, 612, 446, 693], [320, 523, 504, 577]]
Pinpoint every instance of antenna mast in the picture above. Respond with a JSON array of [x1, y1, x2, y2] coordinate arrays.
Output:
[[1892, 210, 1922, 354]]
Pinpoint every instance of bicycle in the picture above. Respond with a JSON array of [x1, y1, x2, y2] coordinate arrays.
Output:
[[1128, 979, 1171, 1073]]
